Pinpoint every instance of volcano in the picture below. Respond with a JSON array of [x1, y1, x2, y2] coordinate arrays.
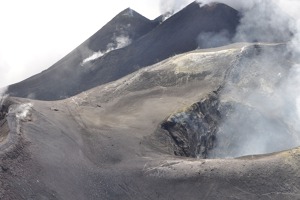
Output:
[[1, 1, 300, 200]]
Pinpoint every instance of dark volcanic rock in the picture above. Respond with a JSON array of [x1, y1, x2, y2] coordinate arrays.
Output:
[[155, 44, 297, 159], [86, 8, 159, 52], [158, 93, 298, 159], [159, 93, 221, 158], [7, 2, 240, 100]]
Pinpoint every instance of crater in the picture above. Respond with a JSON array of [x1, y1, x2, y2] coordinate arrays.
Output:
[[155, 92, 299, 159]]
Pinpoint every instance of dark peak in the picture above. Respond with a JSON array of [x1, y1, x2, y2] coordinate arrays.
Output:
[[159, 1, 238, 26], [181, 1, 236, 11], [117, 7, 150, 21], [196, 1, 217, 7], [201, 2, 219, 9], [84, 7, 154, 52], [121, 7, 134, 17], [152, 1, 237, 24], [197, 1, 237, 11]]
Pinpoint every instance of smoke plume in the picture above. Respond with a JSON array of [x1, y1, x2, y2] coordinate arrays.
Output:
[[195, 0, 300, 157], [82, 35, 132, 64], [159, 0, 195, 20], [233, 1, 292, 43], [9, 103, 33, 122]]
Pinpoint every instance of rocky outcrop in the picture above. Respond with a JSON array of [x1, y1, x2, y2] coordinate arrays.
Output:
[[159, 93, 221, 158], [155, 43, 297, 159], [157, 93, 299, 159]]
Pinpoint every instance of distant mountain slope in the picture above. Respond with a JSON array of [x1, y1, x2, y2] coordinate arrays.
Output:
[[7, 8, 160, 100], [8, 2, 240, 100], [85, 8, 160, 53]]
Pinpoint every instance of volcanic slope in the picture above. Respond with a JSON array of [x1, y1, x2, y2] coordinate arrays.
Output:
[[7, 8, 160, 100], [7, 2, 240, 100], [1, 43, 300, 200]]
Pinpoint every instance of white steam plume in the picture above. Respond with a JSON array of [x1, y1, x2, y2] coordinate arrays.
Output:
[[82, 35, 132, 64], [195, 0, 300, 157], [197, 30, 231, 48], [159, 0, 195, 21], [9, 103, 33, 122], [233, 1, 292, 43], [197, 0, 294, 47]]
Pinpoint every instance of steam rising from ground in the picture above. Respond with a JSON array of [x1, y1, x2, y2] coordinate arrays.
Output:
[[9, 103, 33, 122], [233, 1, 292, 43], [197, 30, 231, 49], [197, 0, 300, 157], [159, 0, 195, 20], [197, 0, 294, 48], [82, 35, 132, 64], [210, 45, 300, 157]]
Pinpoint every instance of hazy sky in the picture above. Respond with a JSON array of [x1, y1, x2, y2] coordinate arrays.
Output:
[[0, 0, 169, 88]]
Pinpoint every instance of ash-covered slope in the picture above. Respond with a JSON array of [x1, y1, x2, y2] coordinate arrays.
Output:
[[7, 2, 240, 100], [1, 43, 300, 199]]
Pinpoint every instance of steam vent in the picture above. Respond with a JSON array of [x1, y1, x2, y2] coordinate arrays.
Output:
[[1, 1, 300, 199]]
